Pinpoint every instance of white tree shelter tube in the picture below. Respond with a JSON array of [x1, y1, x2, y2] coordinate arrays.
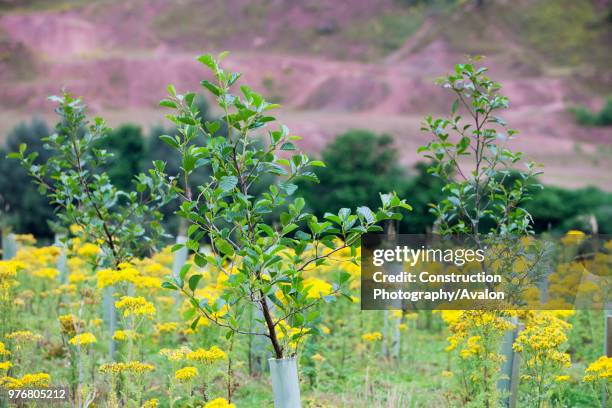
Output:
[[1, 232, 16, 260], [269, 357, 301, 408]]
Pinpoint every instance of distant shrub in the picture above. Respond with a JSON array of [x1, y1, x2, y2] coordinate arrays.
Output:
[[570, 97, 612, 126], [97, 124, 146, 190], [297, 129, 409, 221], [525, 185, 612, 234], [0, 119, 55, 238]]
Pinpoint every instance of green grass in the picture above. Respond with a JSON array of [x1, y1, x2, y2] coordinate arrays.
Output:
[[342, 9, 425, 61], [0, 0, 109, 13]]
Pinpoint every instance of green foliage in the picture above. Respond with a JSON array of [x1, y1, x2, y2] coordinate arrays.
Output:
[[97, 124, 146, 190], [570, 97, 612, 127], [419, 60, 541, 236], [0, 119, 55, 238], [297, 129, 409, 221], [401, 162, 446, 233], [156, 52, 410, 359], [526, 185, 612, 234], [12, 93, 173, 266]]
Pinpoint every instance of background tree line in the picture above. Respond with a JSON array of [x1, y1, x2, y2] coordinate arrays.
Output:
[[1, 108, 611, 241]]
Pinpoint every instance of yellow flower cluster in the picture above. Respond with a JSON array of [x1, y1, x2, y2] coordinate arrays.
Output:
[[6, 330, 42, 343], [362, 331, 382, 342], [560, 230, 586, 246], [459, 335, 482, 359], [204, 398, 236, 408], [142, 398, 159, 408], [160, 347, 191, 362], [15, 246, 59, 269], [274, 320, 309, 350], [59, 314, 83, 336], [112, 330, 140, 341], [76, 243, 101, 258], [97, 263, 162, 290], [583, 356, 611, 382], [0, 342, 10, 357], [68, 271, 89, 284], [32, 267, 59, 280], [445, 311, 514, 353], [0, 372, 50, 388], [99, 361, 155, 376], [0, 260, 25, 289], [513, 312, 571, 369], [0, 361, 12, 371], [303, 277, 333, 299], [97, 265, 140, 288], [187, 346, 227, 364], [115, 296, 156, 318], [175, 366, 198, 381], [155, 322, 179, 333], [13, 234, 36, 245], [312, 353, 325, 362], [69, 332, 97, 346]]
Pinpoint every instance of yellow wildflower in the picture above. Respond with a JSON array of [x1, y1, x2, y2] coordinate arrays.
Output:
[[561, 230, 586, 246], [175, 366, 198, 382], [99, 361, 154, 376], [142, 399, 159, 408], [69, 333, 97, 346], [77, 243, 100, 258], [6, 330, 42, 343], [583, 356, 611, 382], [112, 330, 140, 341], [187, 346, 226, 364], [156, 322, 179, 333], [68, 271, 88, 283], [311, 353, 325, 362], [362, 332, 383, 342], [159, 347, 190, 362], [0, 361, 12, 371], [115, 296, 156, 318], [59, 314, 83, 336], [97, 266, 140, 288], [33, 267, 59, 280], [303, 277, 333, 299], [2, 372, 51, 388], [204, 398, 235, 408], [14, 234, 36, 245], [0, 342, 10, 357]]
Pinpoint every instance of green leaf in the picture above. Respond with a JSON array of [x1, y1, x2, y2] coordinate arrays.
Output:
[[188, 274, 203, 291], [197, 54, 216, 70], [179, 263, 192, 281], [219, 176, 238, 192], [280, 142, 296, 151], [357, 206, 375, 224], [159, 100, 177, 109], [279, 181, 297, 195], [194, 253, 208, 268], [258, 224, 275, 237], [161, 281, 178, 291], [281, 223, 298, 236], [160, 135, 179, 149], [190, 316, 201, 330], [201, 80, 221, 96], [215, 238, 234, 257]]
